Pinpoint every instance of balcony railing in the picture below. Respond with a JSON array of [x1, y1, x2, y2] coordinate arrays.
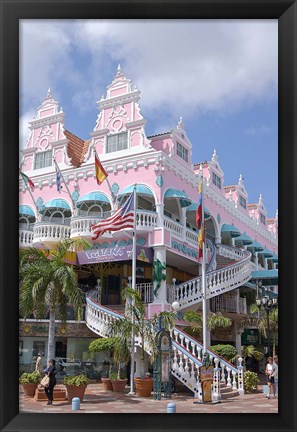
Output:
[[33, 222, 71, 244], [210, 296, 247, 314], [19, 229, 34, 247]]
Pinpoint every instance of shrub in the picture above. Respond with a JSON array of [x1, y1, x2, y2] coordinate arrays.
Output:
[[89, 338, 116, 353], [64, 374, 89, 386], [109, 373, 118, 381], [19, 371, 41, 384], [210, 344, 238, 361], [243, 371, 260, 393]]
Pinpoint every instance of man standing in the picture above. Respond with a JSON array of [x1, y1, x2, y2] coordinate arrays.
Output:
[[273, 355, 278, 398]]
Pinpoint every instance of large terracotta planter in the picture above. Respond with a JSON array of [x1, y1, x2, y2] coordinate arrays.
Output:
[[22, 383, 38, 397], [111, 379, 127, 393], [101, 377, 113, 391], [65, 385, 87, 402], [134, 377, 153, 397], [34, 387, 67, 402]]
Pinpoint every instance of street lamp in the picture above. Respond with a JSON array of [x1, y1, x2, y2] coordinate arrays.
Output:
[[256, 286, 278, 357]]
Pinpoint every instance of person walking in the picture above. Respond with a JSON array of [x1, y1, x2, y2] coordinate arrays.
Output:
[[265, 356, 276, 399], [35, 352, 44, 375], [273, 355, 278, 397], [44, 359, 57, 405]]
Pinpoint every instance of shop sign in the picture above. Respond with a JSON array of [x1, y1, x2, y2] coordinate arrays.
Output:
[[241, 329, 260, 345], [200, 365, 214, 403], [77, 246, 153, 265]]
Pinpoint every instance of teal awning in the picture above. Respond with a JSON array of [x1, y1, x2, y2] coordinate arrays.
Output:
[[19, 205, 35, 217], [40, 199, 71, 213], [257, 248, 273, 257], [235, 232, 253, 245], [118, 184, 154, 199], [250, 269, 278, 286], [164, 188, 192, 208], [186, 203, 211, 219], [246, 241, 264, 252], [268, 254, 278, 262], [221, 223, 241, 238], [76, 192, 110, 208]]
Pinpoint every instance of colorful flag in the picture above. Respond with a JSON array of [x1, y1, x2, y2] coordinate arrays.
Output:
[[95, 153, 108, 185], [55, 162, 62, 193], [20, 172, 35, 190], [91, 193, 134, 240], [198, 222, 204, 261], [196, 178, 203, 230]]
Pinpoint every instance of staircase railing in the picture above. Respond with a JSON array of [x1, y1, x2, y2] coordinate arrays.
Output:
[[174, 245, 252, 310]]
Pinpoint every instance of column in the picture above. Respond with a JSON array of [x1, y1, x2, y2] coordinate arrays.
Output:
[[155, 203, 164, 227], [180, 207, 187, 238], [153, 247, 168, 304], [234, 321, 243, 355], [215, 235, 221, 245], [205, 299, 211, 348]]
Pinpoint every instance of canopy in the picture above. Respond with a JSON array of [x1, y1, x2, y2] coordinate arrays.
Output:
[[250, 269, 278, 286], [246, 241, 264, 252], [268, 254, 278, 263], [186, 203, 211, 219], [164, 188, 192, 208], [234, 232, 253, 245], [19, 205, 35, 217], [221, 223, 241, 238], [76, 192, 110, 208], [118, 184, 154, 199], [257, 248, 273, 258], [40, 199, 71, 213]]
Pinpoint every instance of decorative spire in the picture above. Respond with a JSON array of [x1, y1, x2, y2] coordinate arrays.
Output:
[[46, 87, 52, 99], [238, 174, 244, 185], [259, 193, 263, 204], [229, 189, 232, 201], [115, 64, 123, 78], [212, 149, 218, 162], [199, 163, 203, 175], [275, 209, 278, 220]]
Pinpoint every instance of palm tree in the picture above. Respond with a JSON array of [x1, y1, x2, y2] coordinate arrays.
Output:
[[241, 345, 263, 367], [183, 310, 232, 341], [107, 287, 176, 378], [19, 239, 89, 362]]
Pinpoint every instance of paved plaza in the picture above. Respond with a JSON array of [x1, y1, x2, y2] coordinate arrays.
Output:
[[19, 383, 278, 414]]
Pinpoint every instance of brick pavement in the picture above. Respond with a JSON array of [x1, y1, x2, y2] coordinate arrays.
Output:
[[19, 383, 278, 414]]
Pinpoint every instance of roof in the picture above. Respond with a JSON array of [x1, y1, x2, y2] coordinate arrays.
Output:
[[147, 131, 171, 139], [65, 129, 91, 168], [247, 203, 258, 209]]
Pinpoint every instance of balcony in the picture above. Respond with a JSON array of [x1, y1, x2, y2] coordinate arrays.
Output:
[[19, 223, 34, 248], [33, 220, 71, 247], [210, 295, 247, 315]]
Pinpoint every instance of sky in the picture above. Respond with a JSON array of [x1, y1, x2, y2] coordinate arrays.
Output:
[[19, 19, 278, 217]]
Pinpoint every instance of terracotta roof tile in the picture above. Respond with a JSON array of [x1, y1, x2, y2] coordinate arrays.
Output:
[[64, 129, 91, 168]]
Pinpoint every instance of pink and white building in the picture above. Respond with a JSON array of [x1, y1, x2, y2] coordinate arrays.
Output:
[[19, 67, 278, 390]]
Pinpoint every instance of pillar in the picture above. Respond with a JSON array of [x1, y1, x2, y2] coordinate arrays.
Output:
[[234, 322, 243, 355], [153, 246, 168, 304], [155, 203, 164, 227], [205, 299, 211, 348]]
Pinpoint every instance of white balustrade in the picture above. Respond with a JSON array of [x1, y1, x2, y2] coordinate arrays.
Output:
[[136, 210, 158, 229], [19, 229, 34, 247], [33, 223, 71, 244], [185, 228, 198, 245], [210, 295, 247, 314], [164, 216, 183, 238], [136, 283, 153, 303]]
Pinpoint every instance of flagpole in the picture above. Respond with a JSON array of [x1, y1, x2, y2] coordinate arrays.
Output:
[[201, 175, 207, 354], [53, 158, 76, 209], [93, 147, 116, 203], [19, 168, 39, 215], [129, 183, 137, 395]]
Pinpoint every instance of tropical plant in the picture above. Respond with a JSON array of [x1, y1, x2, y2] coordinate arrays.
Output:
[[64, 374, 89, 386], [19, 371, 41, 384], [243, 370, 260, 393], [210, 344, 238, 362], [19, 239, 89, 362], [241, 345, 263, 366], [107, 287, 176, 378], [183, 310, 232, 339]]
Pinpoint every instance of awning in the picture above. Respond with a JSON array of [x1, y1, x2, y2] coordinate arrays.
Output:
[[234, 232, 253, 245], [250, 269, 278, 286], [221, 223, 241, 238], [246, 241, 264, 252], [186, 203, 211, 219], [164, 188, 192, 208], [19, 205, 35, 217], [268, 254, 278, 262], [76, 192, 110, 208], [40, 199, 71, 213], [257, 248, 273, 258], [118, 184, 154, 199]]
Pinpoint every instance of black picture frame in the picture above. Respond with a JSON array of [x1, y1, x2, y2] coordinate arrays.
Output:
[[1, 1, 296, 432]]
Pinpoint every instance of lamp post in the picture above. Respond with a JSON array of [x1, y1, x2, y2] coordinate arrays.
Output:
[[256, 286, 278, 357]]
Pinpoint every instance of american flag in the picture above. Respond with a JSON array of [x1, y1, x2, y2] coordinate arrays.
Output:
[[91, 193, 135, 240]]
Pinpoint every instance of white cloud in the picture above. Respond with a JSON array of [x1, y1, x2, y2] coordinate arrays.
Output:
[[19, 111, 34, 151], [20, 19, 278, 123]]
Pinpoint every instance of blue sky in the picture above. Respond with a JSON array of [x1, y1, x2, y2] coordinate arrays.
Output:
[[20, 19, 278, 217]]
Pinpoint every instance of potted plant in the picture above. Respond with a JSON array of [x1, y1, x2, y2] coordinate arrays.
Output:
[[109, 372, 127, 393], [64, 374, 89, 401], [89, 337, 117, 391], [19, 371, 41, 397], [107, 287, 176, 398]]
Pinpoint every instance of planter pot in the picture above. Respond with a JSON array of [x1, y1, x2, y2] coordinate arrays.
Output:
[[134, 378, 153, 398], [111, 379, 127, 393], [34, 387, 67, 401], [22, 383, 38, 397], [101, 377, 113, 391], [65, 385, 87, 402]]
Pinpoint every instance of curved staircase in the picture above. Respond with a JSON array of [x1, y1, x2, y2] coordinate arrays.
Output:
[[85, 243, 250, 399]]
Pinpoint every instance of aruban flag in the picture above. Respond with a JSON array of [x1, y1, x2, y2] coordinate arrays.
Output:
[[55, 162, 62, 193], [91, 193, 134, 240], [198, 222, 205, 261], [196, 178, 203, 230], [20, 172, 35, 190], [95, 153, 108, 185]]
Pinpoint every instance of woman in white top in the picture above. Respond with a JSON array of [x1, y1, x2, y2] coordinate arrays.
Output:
[[265, 356, 276, 399]]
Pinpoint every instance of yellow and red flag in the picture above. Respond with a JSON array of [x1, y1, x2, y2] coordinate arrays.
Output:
[[198, 222, 205, 261], [95, 153, 108, 185]]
